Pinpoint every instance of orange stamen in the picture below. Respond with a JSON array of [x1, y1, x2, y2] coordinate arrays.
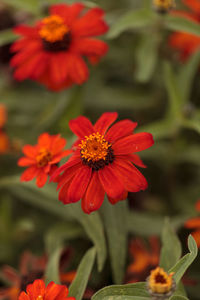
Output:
[[148, 267, 174, 294], [39, 15, 69, 43], [79, 132, 111, 162], [36, 148, 52, 167], [36, 296, 43, 300]]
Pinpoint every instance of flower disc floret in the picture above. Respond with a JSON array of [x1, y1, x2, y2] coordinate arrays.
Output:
[[36, 148, 52, 167], [39, 15, 69, 43]]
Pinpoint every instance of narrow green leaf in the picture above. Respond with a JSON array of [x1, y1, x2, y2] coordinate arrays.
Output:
[[68, 247, 96, 300], [178, 50, 200, 103], [45, 246, 63, 284], [164, 62, 183, 119], [108, 9, 156, 39], [160, 218, 182, 270], [101, 200, 128, 284], [170, 296, 188, 300], [165, 15, 200, 36], [0, 29, 16, 47], [135, 33, 159, 83], [169, 235, 198, 284], [0, 176, 106, 273], [92, 282, 150, 300]]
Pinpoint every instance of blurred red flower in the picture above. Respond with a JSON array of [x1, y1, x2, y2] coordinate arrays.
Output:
[[0, 104, 9, 154], [51, 112, 154, 214], [10, 3, 108, 91], [18, 279, 75, 300], [184, 199, 200, 247], [169, 0, 200, 61], [125, 237, 160, 283], [18, 133, 71, 187]]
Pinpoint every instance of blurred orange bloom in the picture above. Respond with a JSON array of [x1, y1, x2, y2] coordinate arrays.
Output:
[[18, 279, 75, 300], [169, 0, 200, 61], [10, 3, 108, 91], [184, 199, 200, 247], [18, 133, 71, 188], [125, 237, 160, 283], [0, 104, 9, 154]]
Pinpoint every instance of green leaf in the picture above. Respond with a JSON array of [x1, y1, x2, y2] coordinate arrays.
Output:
[[165, 15, 200, 36], [169, 235, 198, 284], [108, 9, 156, 39], [178, 50, 200, 104], [160, 218, 182, 270], [101, 200, 128, 284], [0, 29, 16, 47], [164, 62, 183, 119], [170, 296, 188, 300], [0, 176, 106, 272], [134, 33, 159, 83], [45, 245, 63, 284], [68, 247, 96, 300], [92, 282, 150, 300]]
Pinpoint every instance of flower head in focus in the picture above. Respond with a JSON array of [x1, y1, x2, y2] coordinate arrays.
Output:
[[18, 133, 71, 187], [169, 0, 200, 61], [126, 237, 160, 283], [184, 199, 200, 247], [18, 279, 75, 300], [51, 112, 154, 214], [10, 3, 109, 91]]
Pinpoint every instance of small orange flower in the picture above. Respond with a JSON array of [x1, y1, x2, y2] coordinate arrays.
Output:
[[126, 237, 160, 283], [18, 133, 71, 188], [147, 267, 175, 298], [18, 279, 75, 300], [169, 0, 200, 61], [0, 104, 7, 128], [184, 199, 200, 247]]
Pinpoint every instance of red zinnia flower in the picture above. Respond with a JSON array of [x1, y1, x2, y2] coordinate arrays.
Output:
[[51, 112, 154, 214], [10, 3, 108, 91], [19, 279, 75, 300], [184, 199, 200, 247], [169, 0, 200, 61], [18, 133, 71, 187]]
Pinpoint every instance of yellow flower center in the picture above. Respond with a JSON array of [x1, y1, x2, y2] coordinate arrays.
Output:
[[36, 148, 52, 167], [148, 267, 174, 294], [79, 132, 111, 162], [39, 15, 69, 43]]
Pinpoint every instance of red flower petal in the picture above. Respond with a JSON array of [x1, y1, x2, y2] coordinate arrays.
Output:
[[108, 191, 128, 205], [38, 133, 51, 148], [22, 145, 38, 158], [118, 154, 146, 168], [190, 230, 200, 248], [106, 120, 137, 143], [113, 133, 154, 155], [45, 282, 67, 300], [68, 54, 89, 84], [69, 116, 94, 138], [49, 53, 70, 84], [94, 112, 118, 135], [72, 38, 108, 59], [113, 159, 148, 192], [82, 172, 105, 213], [98, 164, 125, 199], [57, 161, 82, 190], [67, 166, 92, 203], [36, 171, 48, 188], [19, 291, 30, 300], [185, 217, 200, 228], [20, 166, 38, 182], [13, 25, 38, 38], [26, 279, 45, 299], [10, 41, 41, 67], [50, 135, 66, 155], [183, 0, 200, 13], [50, 3, 84, 26], [18, 157, 35, 167], [72, 8, 108, 37]]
